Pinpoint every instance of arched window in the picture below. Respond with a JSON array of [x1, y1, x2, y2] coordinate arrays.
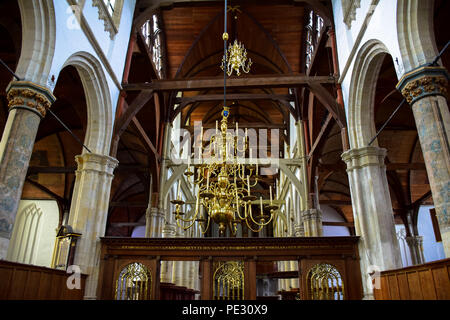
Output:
[[306, 263, 345, 300], [115, 262, 152, 300], [141, 14, 165, 78]]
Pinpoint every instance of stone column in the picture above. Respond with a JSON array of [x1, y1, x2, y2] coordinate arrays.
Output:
[[145, 207, 165, 238], [342, 146, 402, 299], [397, 66, 450, 257], [406, 235, 425, 265], [67, 153, 118, 299], [0, 81, 55, 258], [160, 222, 176, 283], [301, 209, 323, 237], [294, 222, 305, 237]]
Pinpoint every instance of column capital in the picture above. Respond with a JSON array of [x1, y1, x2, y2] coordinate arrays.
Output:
[[75, 153, 118, 176], [301, 208, 322, 221], [397, 66, 449, 105], [341, 146, 387, 171], [6, 81, 56, 118], [405, 235, 423, 246]]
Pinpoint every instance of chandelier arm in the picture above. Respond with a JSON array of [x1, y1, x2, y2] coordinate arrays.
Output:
[[244, 215, 264, 233], [198, 214, 211, 235]]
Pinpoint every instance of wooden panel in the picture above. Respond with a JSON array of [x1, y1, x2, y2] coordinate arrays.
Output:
[[432, 267, 450, 299], [407, 272, 423, 299], [418, 270, 437, 300], [0, 260, 87, 300], [376, 259, 450, 300], [387, 275, 400, 300], [379, 276, 390, 300], [396, 273, 410, 300]]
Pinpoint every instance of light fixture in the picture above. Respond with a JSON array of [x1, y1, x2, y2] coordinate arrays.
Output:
[[170, 0, 277, 237]]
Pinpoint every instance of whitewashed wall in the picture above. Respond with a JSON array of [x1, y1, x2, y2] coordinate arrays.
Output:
[[331, 0, 405, 119]]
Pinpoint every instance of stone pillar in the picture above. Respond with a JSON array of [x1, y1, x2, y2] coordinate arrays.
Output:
[[68, 153, 118, 299], [0, 81, 55, 258], [342, 146, 402, 299], [301, 209, 323, 237], [145, 207, 165, 238], [397, 66, 450, 257], [160, 222, 176, 283], [294, 222, 305, 237], [406, 235, 425, 265]]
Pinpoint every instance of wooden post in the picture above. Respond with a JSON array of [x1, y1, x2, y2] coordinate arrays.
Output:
[[244, 259, 257, 300], [200, 258, 212, 300]]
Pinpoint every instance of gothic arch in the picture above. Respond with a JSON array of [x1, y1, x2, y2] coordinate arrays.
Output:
[[347, 40, 391, 149], [15, 0, 56, 87], [397, 0, 439, 72], [61, 52, 113, 155]]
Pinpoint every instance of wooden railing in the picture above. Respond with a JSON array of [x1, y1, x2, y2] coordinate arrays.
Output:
[[0, 260, 87, 300], [374, 258, 450, 300]]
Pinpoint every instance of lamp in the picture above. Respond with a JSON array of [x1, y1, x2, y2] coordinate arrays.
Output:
[[170, 0, 278, 237]]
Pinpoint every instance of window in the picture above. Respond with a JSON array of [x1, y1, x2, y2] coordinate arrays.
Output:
[[103, 0, 116, 16], [141, 14, 165, 78], [304, 10, 325, 71]]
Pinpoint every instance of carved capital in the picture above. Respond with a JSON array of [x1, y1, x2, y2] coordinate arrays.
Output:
[[397, 66, 449, 104], [341, 146, 387, 171], [301, 208, 322, 221], [75, 153, 119, 176], [6, 81, 55, 118]]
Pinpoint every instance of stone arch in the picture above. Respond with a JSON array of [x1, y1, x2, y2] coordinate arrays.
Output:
[[61, 52, 113, 155], [15, 0, 56, 87], [347, 40, 392, 149], [397, 0, 439, 72]]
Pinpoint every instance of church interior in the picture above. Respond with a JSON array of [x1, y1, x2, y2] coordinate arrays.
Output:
[[0, 0, 449, 301]]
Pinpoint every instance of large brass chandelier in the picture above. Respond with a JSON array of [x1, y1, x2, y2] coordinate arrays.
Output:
[[170, 0, 277, 236]]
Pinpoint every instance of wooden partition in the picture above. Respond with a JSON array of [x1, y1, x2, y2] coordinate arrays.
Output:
[[97, 236, 363, 300], [374, 258, 450, 300], [0, 260, 87, 300]]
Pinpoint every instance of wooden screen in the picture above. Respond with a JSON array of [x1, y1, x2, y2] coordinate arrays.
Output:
[[115, 262, 152, 300], [213, 261, 244, 300], [307, 263, 345, 300]]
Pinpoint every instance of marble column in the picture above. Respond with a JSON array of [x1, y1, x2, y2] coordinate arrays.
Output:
[[397, 66, 450, 257], [342, 146, 402, 299], [406, 235, 425, 265], [0, 81, 55, 258], [301, 209, 323, 237], [67, 153, 118, 299]]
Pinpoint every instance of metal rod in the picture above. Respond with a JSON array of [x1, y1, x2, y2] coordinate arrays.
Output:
[[431, 40, 450, 66], [368, 43, 450, 146], [0, 58, 92, 153], [0, 57, 22, 80], [368, 99, 406, 146], [224, 0, 227, 109], [47, 108, 92, 153]]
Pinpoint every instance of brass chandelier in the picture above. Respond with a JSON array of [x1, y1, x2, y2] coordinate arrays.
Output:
[[170, 0, 277, 236]]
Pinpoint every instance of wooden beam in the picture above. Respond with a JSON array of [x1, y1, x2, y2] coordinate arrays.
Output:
[[25, 178, 66, 204], [308, 113, 333, 157], [109, 202, 148, 208], [319, 162, 427, 172], [131, 117, 161, 161], [175, 93, 295, 104], [307, 82, 345, 128], [123, 74, 336, 92], [322, 221, 355, 227], [114, 89, 154, 138]]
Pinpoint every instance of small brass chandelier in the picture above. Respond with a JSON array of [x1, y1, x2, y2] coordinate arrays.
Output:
[[170, 0, 277, 236], [220, 4, 252, 76]]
